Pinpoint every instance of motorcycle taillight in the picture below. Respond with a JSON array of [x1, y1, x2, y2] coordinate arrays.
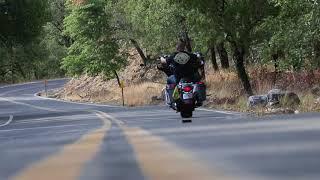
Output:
[[183, 86, 193, 92]]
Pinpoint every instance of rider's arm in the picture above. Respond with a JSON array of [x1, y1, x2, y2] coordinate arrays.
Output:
[[191, 53, 206, 80], [157, 55, 174, 76], [167, 54, 175, 64]]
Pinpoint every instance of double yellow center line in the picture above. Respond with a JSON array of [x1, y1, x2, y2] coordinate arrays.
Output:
[[12, 111, 111, 180], [13, 111, 229, 180]]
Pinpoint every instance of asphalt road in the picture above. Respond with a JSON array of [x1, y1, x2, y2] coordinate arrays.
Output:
[[1, 80, 320, 180]]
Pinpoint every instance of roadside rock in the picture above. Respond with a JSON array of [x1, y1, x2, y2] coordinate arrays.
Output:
[[282, 91, 301, 107], [311, 86, 320, 106], [248, 89, 300, 115], [316, 97, 320, 104], [311, 86, 320, 96], [267, 89, 300, 108], [267, 89, 285, 106], [248, 95, 268, 108]]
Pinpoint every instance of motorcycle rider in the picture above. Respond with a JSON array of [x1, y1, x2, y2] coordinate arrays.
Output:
[[157, 39, 205, 108]]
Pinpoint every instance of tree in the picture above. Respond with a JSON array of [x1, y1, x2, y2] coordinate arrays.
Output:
[[176, 0, 278, 96], [47, 0, 72, 47], [0, 0, 49, 83], [216, 42, 229, 69], [120, 0, 184, 54], [210, 46, 219, 71], [259, 0, 320, 71], [62, 0, 126, 77], [0, 0, 49, 45]]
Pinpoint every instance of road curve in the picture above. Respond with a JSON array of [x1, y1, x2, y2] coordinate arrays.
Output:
[[0, 80, 320, 180]]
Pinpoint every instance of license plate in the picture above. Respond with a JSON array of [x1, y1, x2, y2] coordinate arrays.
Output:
[[183, 93, 193, 100]]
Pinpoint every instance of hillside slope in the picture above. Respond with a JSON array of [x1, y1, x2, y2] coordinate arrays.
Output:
[[56, 50, 165, 106], [54, 49, 320, 113]]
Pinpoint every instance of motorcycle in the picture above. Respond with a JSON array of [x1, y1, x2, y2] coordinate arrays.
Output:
[[165, 79, 206, 118], [160, 52, 207, 118]]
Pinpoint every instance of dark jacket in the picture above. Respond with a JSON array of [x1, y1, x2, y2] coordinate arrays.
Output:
[[166, 51, 202, 79]]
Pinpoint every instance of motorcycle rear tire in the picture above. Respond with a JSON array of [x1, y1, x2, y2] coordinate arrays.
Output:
[[180, 110, 193, 118]]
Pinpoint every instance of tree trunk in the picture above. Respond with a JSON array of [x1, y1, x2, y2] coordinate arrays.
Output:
[[14, 63, 26, 80], [210, 46, 219, 71], [178, 16, 192, 53], [185, 32, 192, 53], [272, 53, 279, 87], [233, 46, 253, 96], [34, 70, 39, 80], [113, 70, 121, 88], [129, 39, 148, 66], [314, 39, 320, 67], [9, 44, 15, 84], [216, 42, 229, 69]]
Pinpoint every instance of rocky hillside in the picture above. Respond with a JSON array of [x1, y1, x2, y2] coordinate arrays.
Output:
[[52, 49, 320, 113], [55, 49, 165, 106]]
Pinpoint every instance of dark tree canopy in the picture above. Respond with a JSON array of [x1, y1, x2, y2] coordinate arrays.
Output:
[[1, 0, 320, 95]]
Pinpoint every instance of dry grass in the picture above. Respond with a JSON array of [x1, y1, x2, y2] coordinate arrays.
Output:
[[55, 49, 320, 113], [298, 93, 320, 112], [56, 67, 320, 113], [124, 82, 164, 106], [204, 69, 245, 111], [203, 66, 320, 112], [205, 70, 242, 98], [57, 76, 164, 106]]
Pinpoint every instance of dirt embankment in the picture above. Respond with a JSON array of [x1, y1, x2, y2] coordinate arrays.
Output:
[[54, 50, 166, 106], [52, 49, 320, 113]]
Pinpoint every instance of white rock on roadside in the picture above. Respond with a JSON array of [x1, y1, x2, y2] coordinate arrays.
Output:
[[248, 95, 268, 108]]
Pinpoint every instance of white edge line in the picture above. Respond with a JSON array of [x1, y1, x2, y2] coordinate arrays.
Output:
[[31, 85, 244, 115], [0, 82, 38, 89], [0, 78, 70, 90], [198, 108, 243, 115], [0, 97, 60, 112], [93, 110, 125, 125], [34, 92, 120, 108], [0, 115, 13, 127], [34, 92, 243, 115], [0, 123, 95, 132]]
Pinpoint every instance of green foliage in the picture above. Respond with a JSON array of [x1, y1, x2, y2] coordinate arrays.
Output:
[[174, 0, 278, 95], [181, 0, 276, 50], [62, 0, 125, 77], [259, 0, 320, 70], [1, 0, 320, 87], [0, 0, 54, 83], [0, 0, 49, 45], [112, 0, 185, 53]]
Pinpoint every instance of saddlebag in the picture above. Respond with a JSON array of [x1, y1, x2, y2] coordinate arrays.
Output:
[[195, 83, 206, 102]]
